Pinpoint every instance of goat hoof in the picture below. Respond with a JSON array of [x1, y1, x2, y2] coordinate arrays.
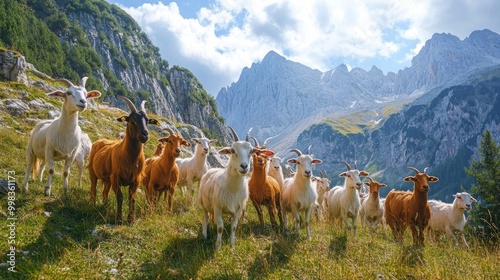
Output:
[[44, 188, 51, 197]]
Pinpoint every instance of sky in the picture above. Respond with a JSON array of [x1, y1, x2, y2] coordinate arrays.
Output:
[[105, 0, 500, 97]]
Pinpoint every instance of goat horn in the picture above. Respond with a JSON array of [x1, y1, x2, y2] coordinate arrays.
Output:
[[140, 100, 147, 113], [263, 136, 274, 147], [227, 126, 239, 141], [245, 127, 253, 142], [118, 96, 137, 113], [163, 127, 175, 135], [423, 167, 429, 174], [307, 145, 312, 155], [290, 149, 302, 156], [408, 167, 420, 174], [80, 76, 88, 87], [354, 160, 358, 170], [56, 78, 75, 88], [319, 170, 324, 178], [341, 161, 351, 171], [250, 136, 259, 147], [366, 176, 374, 182]]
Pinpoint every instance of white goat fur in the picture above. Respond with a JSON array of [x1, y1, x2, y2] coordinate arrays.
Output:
[[281, 150, 322, 238], [427, 192, 477, 248], [197, 139, 254, 250], [37, 133, 91, 188], [314, 176, 330, 221], [267, 155, 284, 189], [359, 178, 386, 233], [176, 137, 214, 204], [324, 163, 368, 233], [23, 77, 101, 196]]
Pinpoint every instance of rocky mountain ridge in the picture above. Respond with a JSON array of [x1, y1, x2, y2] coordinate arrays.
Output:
[[216, 30, 500, 152], [5, 0, 231, 144]]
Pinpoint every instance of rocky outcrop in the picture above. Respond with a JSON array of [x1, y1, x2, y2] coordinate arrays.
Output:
[[0, 51, 28, 85]]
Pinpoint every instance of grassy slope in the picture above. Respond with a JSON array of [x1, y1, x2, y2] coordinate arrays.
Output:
[[0, 81, 499, 279]]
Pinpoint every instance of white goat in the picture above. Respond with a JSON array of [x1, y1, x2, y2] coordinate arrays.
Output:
[[176, 137, 215, 205], [267, 155, 284, 189], [324, 161, 369, 234], [359, 176, 386, 233], [23, 77, 101, 196], [281, 148, 322, 238], [197, 127, 255, 250], [427, 192, 477, 248], [37, 133, 91, 188], [314, 170, 331, 221]]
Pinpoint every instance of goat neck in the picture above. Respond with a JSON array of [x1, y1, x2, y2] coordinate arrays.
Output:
[[56, 99, 80, 133], [250, 154, 267, 186], [121, 122, 144, 160]]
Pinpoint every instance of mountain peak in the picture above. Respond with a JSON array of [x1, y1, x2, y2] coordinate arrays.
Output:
[[262, 50, 286, 64]]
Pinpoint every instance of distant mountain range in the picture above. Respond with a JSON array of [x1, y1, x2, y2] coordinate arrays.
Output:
[[216, 29, 500, 198]]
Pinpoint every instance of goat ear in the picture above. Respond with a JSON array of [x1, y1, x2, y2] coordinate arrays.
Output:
[[219, 147, 233, 155], [312, 159, 323, 165], [210, 139, 216, 144], [380, 184, 387, 188], [148, 119, 161, 126], [364, 182, 370, 187], [471, 196, 478, 203], [360, 171, 369, 177], [287, 158, 298, 165], [158, 137, 169, 143], [428, 176, 439, 182], [86, 90, 102, 99], [117, 116, 128, 122], [404, 176, 415, 182], [339, 172, 347, 177], [47, 90, 66, 98], [193, 138, 200, 144], [182, 140, 191, 147], [262, 150, 275, 157]]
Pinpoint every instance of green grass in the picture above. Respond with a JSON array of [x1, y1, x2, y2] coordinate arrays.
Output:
[[1, 82, 499, 279]]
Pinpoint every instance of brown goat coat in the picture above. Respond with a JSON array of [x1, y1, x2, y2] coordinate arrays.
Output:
[[248, 150, 283, 228], [384, 170, 439, 246], [143, 134, 190, 212], [88, 133, 145, 225]]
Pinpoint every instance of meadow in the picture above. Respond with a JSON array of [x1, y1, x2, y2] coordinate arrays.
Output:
[[1, 81, 499, 279]]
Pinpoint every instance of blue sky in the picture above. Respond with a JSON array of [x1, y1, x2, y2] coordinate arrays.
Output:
[[106, 0, 500, 97]]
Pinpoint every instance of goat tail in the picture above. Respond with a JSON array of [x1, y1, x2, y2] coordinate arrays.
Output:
[[31, 156, 41, 179]]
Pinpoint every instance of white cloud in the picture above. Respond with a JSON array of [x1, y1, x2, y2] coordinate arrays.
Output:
[[116, 0, 500, 96]]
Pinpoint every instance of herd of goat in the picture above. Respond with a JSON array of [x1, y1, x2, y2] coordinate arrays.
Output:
[[21, 77, 478, 250]]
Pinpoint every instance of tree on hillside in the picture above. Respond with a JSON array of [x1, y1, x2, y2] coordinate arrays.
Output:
[[465, 129, 500, 241]]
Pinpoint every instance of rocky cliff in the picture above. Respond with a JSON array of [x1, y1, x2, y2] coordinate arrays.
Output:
[[20, 0, 231, 144], [298, 67, 500, 198]]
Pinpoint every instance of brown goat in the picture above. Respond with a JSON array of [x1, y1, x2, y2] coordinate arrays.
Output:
[[384, 167, 439, 246], [142, 128, 190, 212], [153, 138, 168, 156], [248, 149, 283, 228], [88, 96, 160, 225]]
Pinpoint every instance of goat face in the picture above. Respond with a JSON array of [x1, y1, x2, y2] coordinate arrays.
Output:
[[160, 134, 191, 157], [454, 192, 477, 211], [253, 149, 275, 170], [403, 168, 439, 193], [288, 155, 322, 179], [269, 156, 282, 172], [47, 77, 101, 112], [314, 177, 330, 195], [339, 169, 368, 190], [220, 141, 255, 175], [363, 180, 386, 198], [194, 138, 214, 155], [117, 111, 160, 143]]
